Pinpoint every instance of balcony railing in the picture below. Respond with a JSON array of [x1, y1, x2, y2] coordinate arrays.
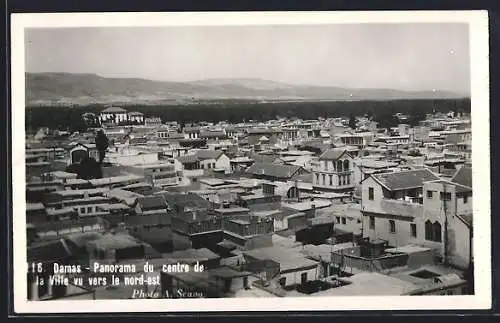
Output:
[[378, 198, 424, 218]]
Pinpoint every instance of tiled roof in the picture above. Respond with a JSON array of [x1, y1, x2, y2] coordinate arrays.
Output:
[[200, 130, 226, 138], [451, 165, 472, 188], [176, 154, 199, 164], [427, 180, 472, 193], [161, 192, 212, 211], [372, 169, 440, 191], [28, 238, 79, 263], [456, 213, 473, 228], [319, 148, 349, 161], [246, 162, 302, 179], [138, 195, 168, 211], [195, 150, 224, 160]]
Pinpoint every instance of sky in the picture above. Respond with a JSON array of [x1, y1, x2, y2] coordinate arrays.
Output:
[[25, 23, 470, 94]]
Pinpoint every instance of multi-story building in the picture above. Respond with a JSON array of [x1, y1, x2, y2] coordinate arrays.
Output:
[[360, 168, 472, 269], [337, 132, 374, 149], [99, 106, 129, 125], [127, 111, 144, 124], [44, 188, 113, 218], [125, 161, 181, 187], [311, 148, 355, 192]]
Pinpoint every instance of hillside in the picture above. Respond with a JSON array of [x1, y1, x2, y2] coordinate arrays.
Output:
[[25, 73, 466, 106]]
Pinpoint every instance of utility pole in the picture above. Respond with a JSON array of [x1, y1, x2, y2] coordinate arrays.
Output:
[[443, 183, 449, 266]]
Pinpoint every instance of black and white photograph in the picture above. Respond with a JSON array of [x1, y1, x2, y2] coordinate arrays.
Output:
[[11, 11, 491, 313]]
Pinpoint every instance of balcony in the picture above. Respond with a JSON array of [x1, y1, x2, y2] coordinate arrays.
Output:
[[378, 198, 423, 218]]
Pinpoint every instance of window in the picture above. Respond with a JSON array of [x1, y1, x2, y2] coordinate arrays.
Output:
[[329, 175, 333, 186], [440, 192, 452, 201], [322, 174, 326, 185], [463, 195, 469, 204], [369, 216, 375, 229], [87, 206, 92, 213], [336, 216, 340, 223], [212, 163, 216, 168], [368, 187, 374, 200], [316, 173, 320, 183], [410, 223, 417, 238], [432, 222, 442, 242], [425, 220, 433, 240], [425, 220, 442, 242], [337, 160, 343, 172], [341, 217, 347, 225], [80, 207, 86, 214], [389, 220, 396, 233], [343, 160, 349, 171], [427, 190, 434, 199], [332, 161, 336, 171]]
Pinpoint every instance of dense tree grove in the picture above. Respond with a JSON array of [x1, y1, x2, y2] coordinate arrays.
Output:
[[25, 98, 470, 132]]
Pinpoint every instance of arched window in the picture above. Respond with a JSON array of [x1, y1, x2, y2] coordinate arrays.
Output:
[[425, 220, 442, 242], [337, 160, 343, 172], [343, 160, 349, 171], [432, 221, 442, 243], [425, 220, 433, 241], [287, 187, 298, 199]]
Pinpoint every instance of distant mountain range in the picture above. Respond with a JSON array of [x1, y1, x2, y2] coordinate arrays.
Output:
[[25, 73, 468, 106]]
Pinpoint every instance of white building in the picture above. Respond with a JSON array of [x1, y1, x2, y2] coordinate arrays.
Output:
[[99, 106, 128, 125], [127, 111, 145, 124]]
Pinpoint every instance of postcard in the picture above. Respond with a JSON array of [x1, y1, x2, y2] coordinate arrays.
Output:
[[11, 10, 491, 313]]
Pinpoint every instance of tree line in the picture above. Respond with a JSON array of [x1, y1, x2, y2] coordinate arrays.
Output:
[[25, 98, 471, 133]]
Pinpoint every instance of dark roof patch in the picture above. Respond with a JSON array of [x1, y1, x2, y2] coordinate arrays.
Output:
[[372, 169, 440, 191]]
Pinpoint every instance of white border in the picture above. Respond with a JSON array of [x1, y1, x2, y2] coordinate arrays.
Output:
[[11, 11, 491, 313]]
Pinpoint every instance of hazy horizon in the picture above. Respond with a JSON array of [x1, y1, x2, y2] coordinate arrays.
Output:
[[25, 23, 471, 95]]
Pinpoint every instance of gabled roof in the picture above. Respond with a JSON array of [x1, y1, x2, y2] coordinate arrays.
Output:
[[456, 213, 473, 228], [200, 130, 226, 138], [451, 165, 472, 189], [426, 179, 472, 193], [28, 238, 79, 263], [371, 169, 440, 191], [319, 148, 350, 161], [176, 154, 199, 164], [138, 195, 168, 211], [246, 162, 302, 179], [160, 192, 212, 211], [195, 149, 224, 160]]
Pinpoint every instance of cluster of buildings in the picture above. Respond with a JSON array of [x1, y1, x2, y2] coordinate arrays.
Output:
[[25, 106, 473, 300]]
